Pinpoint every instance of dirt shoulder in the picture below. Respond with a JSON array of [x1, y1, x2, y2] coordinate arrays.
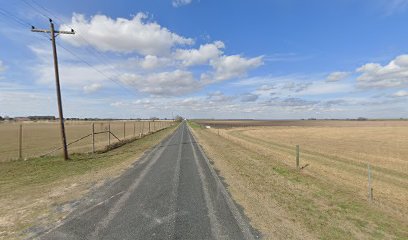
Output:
[[0, 125, 177, 239], [189, 122, 408, 240]]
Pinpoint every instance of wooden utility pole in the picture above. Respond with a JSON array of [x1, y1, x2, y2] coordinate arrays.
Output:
[[31, 19, 74, 160]]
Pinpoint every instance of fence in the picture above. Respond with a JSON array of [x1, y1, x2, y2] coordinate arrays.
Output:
[[0, 120, 175, 161]]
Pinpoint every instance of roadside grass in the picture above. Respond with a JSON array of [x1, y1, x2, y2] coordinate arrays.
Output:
[[0, 124, 177, 239], [189, 123, 408, 240], [187, 120, 201, 129]]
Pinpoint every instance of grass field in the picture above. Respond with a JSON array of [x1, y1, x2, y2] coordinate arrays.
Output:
[[0, 120, 173, 162], [0, 124, 177, 239], [190, 120, 408, 239]]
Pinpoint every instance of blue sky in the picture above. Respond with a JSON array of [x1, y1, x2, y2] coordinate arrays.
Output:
[[0, 0, 408, 119]]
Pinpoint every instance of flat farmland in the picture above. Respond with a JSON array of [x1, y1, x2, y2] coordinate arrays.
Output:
[[0, 120, 172, 162], [191, 120, 408, 239]]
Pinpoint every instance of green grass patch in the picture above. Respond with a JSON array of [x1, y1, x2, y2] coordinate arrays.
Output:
[[187, 120, 202, 129]]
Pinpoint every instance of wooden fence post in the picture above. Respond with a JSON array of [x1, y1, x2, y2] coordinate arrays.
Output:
[[369, 166, 372, 201], [296, 145, 300, 169], [18, 124, 23, 160], [123, 122, 126, 140], [149, 121, 151, 133], [133, 121, 136, 137], [108, 122, 111, 146], [92, 122, 95, 153]]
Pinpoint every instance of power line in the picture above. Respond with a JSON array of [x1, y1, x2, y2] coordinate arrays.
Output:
[[23, 0, 130, 84], [2, 2, 139, 96], [20, 0, 49, 20], [55, 42, 138, 96], [0, 7, 33, 28]]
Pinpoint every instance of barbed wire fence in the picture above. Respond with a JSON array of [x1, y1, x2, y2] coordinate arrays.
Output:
[[0, 120, 175, 162]]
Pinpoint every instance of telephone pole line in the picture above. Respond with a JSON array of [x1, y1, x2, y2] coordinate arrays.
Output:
[[31, 19, 75, 160]]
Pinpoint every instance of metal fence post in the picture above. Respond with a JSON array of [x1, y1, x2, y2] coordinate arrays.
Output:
[[133, 121, 136, 137]]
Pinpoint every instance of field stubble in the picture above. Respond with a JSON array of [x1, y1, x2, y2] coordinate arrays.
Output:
[[0, 120, 171, 162], [191, 120, 408, 239]]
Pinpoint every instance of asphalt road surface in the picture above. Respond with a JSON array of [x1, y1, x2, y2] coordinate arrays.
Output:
[[41, 122, 257, 240]]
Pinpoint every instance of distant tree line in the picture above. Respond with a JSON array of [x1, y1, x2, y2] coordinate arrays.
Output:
[[0, 116, 175, 121]]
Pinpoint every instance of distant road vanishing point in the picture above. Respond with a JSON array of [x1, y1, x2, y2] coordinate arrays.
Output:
[[41, 121, 257, 240]]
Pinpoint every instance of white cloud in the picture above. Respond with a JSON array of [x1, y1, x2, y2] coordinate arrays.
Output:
[[298, 82, 353, 95], [392, 90, 408, 97], [206, 91, 234, 102], [120, 70, 201, 96], [356, 55, 408, 88], [139, 55, 172, 70], [326, 71, 350, 82], [36, 63, 113, 89], [205, 55, 263, 82], [174, 41, 224, 66], [172, 0, 192, 7], [83, 83, 103, 93], [61, 13, 194, 56], [241, 93, 259, 102]]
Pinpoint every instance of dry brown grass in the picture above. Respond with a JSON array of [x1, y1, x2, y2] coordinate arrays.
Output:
[[0, 120, 173, 162], [190, 120, 408, 239]]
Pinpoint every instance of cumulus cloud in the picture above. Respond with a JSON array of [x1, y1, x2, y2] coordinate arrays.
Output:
[[61, 13, 194, 56], [174, 41, 224, 66], [83, 83, 103, 93], [120, 70, 201, 96], [172, 0, 192, 7], [392, 90, 408, 97], [326, 71, 350, 82], [205, 55, 263, 82], [356, 55, 408, 88], [139, 55, 172, 70]]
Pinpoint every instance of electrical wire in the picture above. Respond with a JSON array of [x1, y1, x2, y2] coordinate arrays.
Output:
[[0, 7, 33, 28], [22, 0, 133, 88], [55, 42, 138, 96]]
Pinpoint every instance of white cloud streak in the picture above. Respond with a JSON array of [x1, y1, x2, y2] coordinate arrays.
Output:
[[83, 83, 103, 93], [172, 0, 192, 7], [326, 71, 350, 82]]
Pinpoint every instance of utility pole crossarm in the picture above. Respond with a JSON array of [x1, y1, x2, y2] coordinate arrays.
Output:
[[31, 28, 75, 34]]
